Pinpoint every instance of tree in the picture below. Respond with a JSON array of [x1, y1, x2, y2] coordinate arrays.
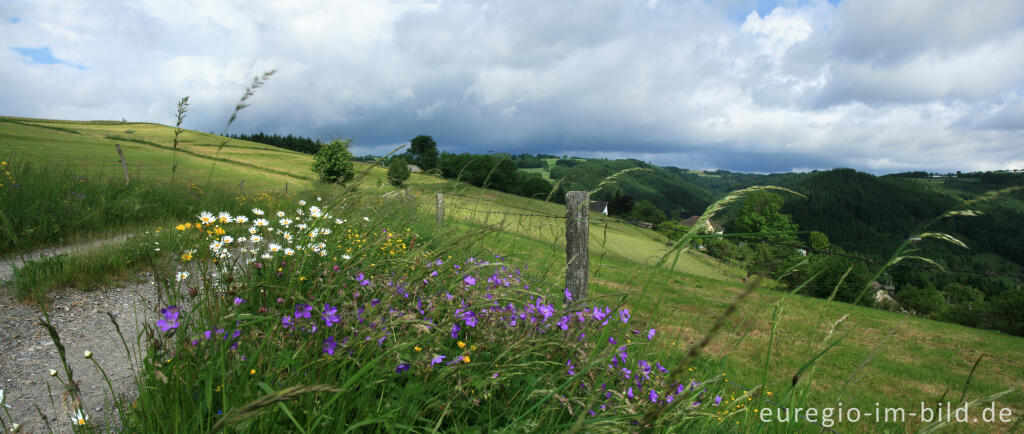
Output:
[[409, 135, 439, 171], [733, 192, 798, 235], [388, 157, 411, 187], [631, 200, 665, 224], [312, 139, 354, 184], [609, 193, 635, 215]]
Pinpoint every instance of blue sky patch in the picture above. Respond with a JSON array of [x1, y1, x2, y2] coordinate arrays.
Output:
[[11, 46, 85, 69], [10, 18, 19, 24]]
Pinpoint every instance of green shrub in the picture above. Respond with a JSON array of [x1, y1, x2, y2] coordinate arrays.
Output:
[[312, 139, 354, 184], [387, 157, 411, 187]]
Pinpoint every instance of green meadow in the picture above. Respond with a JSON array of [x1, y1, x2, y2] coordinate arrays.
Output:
[[1, 117, 1021, 432]]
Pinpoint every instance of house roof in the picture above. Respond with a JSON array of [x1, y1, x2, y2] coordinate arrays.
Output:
[[681, 216, 724, 232]]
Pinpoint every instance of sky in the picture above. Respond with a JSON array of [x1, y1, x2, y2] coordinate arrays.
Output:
[[3, 0, 1024, 174]]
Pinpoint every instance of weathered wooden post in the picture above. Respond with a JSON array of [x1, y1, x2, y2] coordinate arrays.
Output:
[[436, 193, 444, 226], [565, 191, 590, 301], [115, 143, 130, 185]]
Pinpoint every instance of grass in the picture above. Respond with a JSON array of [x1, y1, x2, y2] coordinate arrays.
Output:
[[2, 118, 1022, 432]]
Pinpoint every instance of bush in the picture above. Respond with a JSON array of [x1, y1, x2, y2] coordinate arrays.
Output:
[[388, 157, 411, 187], [312, 139, 355, 184]]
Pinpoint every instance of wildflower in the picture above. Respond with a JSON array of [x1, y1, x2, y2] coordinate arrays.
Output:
[[277, 211, 286, 217], [322, 303, 340, 327], [250, 235, 262, 243], [362, 216, 370, 222], [298, 200, 307, 206], [49, 369, 58, 377], [619, 308, 630, 324], [713, 396, 722, 406], [414, 346, 422, 352], [430, 355, 446, 367], [281, 315, 293, 328], [70, 408, 88, 425], [463, 275, 476, 286], [647, 328, 656, 340], [209, 240, 223, 252], [563, 287, 573, 301], [457, 340, 466, 349], [284, 248, 295, 256], [295, 304, 313, 319], [156, 306, 180, 332], [175, 271, 189, 282], [323, 336, 337, 355], [342, 254, 351, 260], [175, 223, 189, 231], [279, 218, 292, 227], [250, 369, 256, 375], [627, 387, 634, 399], [396, 363, 410, 373], [83, 351, 93, 359], [198, 211, 215, 225], [180, 250, 194, 261], [234, 215, 249, 224], [650, 389, 658, 403], [492, 373, 500, 379], [268, 243, 282, 253], [252, 208, 264, 215], [217, 212, 232, 223], [309, 206, 322, 218], [450, 324, 460, 339], [233, 297, 245, 306], [254, 218, 269, 227], [222, 235, 234, 244], [567, 359, 576, 376], [461, 355, 470, 363]]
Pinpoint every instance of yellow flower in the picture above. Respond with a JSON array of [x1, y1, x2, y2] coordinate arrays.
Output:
[[175, 224, 189, 231], [457, 341, 466, 349], [414, 346, 422, 352], [250, 369, 256, 375], [299, 276, 307, 281], [470, 345, 477, 351], [462, 355, 470, 363]]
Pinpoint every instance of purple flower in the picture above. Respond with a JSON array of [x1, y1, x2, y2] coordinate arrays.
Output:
[[608, 336, 617, 345], [563, 287, 573, 301], [617, 346, 628, 363], [713, 396, 722, 406], [567, 359, 576, 376], [619, 308, 630, 324], [295, 304, 313, 319], [204, 330, 212, 340], [323, 336, 337, 355], [233, 297, 245, 306], [647, 328, 656, 340], [156, 306, 180, 332], [450, 323, 460, 339], [656, 362, 668, 373], [622, 368, 632, 379], [396, 363, 410, 373], [463, 275, 476, 286], [492, 373, 500, 379], [322, 303, 340, 327], [430, 354, 446, 367], [627, 387, 634, 399], [557, 316, 570, 331], [649, 389, 658, 403], [281, 315, 294, 328]]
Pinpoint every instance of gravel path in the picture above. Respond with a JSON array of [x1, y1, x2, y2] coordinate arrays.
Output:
[[1, 274, 156, 433]]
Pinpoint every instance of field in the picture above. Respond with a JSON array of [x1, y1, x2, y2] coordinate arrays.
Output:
[[1, 117, 1022, 432]]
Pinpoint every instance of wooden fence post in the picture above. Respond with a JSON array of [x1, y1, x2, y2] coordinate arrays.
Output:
[[436, 193, 444, 226], [115, 143, 130, 185], [566, 191, 589, 301]]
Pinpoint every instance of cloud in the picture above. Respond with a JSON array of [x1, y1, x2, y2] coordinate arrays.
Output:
[[1, 0, 1023, 174]]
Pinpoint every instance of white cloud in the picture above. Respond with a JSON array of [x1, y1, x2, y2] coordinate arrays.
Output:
[[1, 0, 1023, 173]]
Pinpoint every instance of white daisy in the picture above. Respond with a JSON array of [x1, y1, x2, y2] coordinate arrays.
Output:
[[176, 271, 189, 281], [217, 212, 232, 223], [261, 253, 272, 259], [209, 241, 223, 252], [276, 211, 285, 217], [321, 228, 331, 235], [298, 200, 307, 206], [297, 223, 308, 230], [284, 248, 295, 256], [248, 226, 258, 235], [335, 218, 346, 225], [279, 218, 292, 227], [363, 216, 370, 222], [283, 232, 293, 241], [234, 215, 249, 224], [252, 208, 264, 215], [342, 254, 352, 260], [198, 211, 215, 225], [250, 235, 262, 243], [71, 408, 88, 426], [268, 243, 281, 253], [309, 206, 322, 218], [221, 235, 233, 244], [254, 218, 269, 227]]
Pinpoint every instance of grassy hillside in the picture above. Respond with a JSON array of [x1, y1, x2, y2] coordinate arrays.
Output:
[[3, 118, 1023, 432]]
